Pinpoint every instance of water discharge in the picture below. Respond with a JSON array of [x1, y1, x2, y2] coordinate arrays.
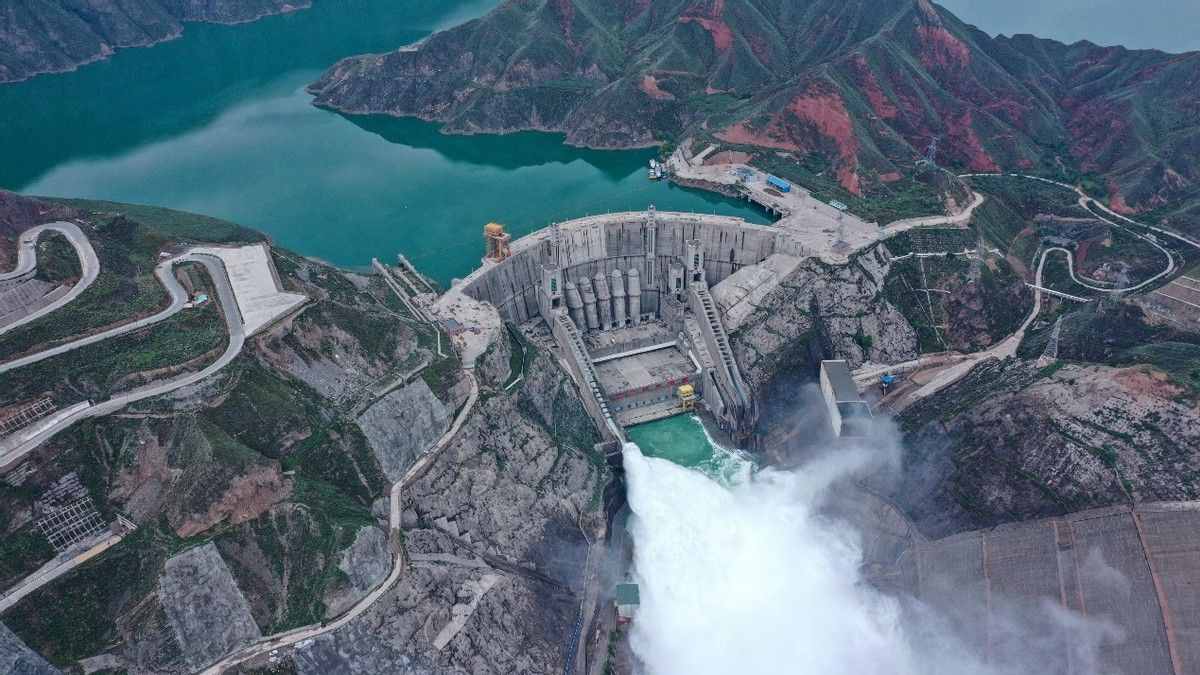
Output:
[[620, 429, 1121, 675]]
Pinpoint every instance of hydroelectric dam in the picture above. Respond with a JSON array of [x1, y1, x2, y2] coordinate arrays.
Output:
[[379, 203, 853, 444]]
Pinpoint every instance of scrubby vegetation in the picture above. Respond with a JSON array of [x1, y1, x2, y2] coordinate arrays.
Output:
[[3, 522, 185, 665], [0, 197, 428, 667], [1, 295, 227, 406], [33, 231, 82, 283]]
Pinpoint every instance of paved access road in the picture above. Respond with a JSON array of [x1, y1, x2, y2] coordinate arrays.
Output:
[[880, 190, 986, 237], [0, 222, 99, 336], [865, 247, 1051, 411], [864, 173, 1200, 409], [962, 172, 1200, 258], [0, 253, 198, 374], [0, 254, 245, 472], [200, 372, 480, 675], [0, 533, 122, 614]]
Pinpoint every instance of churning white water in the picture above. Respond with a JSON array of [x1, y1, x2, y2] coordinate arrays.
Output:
[[620, 439, 1118, 675], [622, 441, 920, 674]]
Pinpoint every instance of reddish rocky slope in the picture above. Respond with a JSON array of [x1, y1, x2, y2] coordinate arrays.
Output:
[[309, 0, 1200, 213]]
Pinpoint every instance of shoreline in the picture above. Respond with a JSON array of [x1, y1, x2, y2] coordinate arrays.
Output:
[[308, 98, 664, 152], [0, 2, 312, 86]]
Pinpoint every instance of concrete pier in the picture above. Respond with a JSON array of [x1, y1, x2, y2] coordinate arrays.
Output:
[[580, 277, 600, 331], [594, 272, 613, 330], [565, 280, 585, 329], [628, 268, 642, 326], [611, 269, 627, 327]]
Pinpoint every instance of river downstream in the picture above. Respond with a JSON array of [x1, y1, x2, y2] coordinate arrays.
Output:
[[0, 0, 767, 286]]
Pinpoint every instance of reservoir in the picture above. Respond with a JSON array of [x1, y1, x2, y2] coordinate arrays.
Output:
[[0, 0, 768, 285]]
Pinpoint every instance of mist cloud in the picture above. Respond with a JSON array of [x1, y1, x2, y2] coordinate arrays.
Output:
[[621, 430, 1123, 675]]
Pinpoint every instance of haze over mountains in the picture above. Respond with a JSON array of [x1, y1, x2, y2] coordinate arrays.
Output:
[[938, 0, 1200, 54], [308, 0, 1200, 220]]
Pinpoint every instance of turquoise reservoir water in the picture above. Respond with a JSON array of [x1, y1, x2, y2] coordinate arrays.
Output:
[[627, 415, 753, 483], [0, 0, 768, 285]]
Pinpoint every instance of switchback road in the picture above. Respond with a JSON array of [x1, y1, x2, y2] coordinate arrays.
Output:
[[0, 253, 198, 374], [0, 253, 245, 472], [0, 222, 99, 336]]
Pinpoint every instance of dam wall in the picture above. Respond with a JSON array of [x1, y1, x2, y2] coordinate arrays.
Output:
[[458, 211, 790, 325]]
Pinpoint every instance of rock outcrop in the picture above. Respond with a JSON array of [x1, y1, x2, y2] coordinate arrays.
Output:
[[158, 543, 261, 671], [328, 525, 391, 615], [730, 246, 919, 395], [895, 358, 1200, 537], [0, 1, 311, 83], [356, 379, 450, 482], [294, 351, 607, 674], [0, 623, 59, 675]]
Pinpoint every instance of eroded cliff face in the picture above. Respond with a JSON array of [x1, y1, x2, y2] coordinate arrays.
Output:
[[728, 246, 919, 398], [893, 358, 1200, 538], [294, 351, 608, 674], [881, 302, 1200, 538], [0, 0, 311, 83]]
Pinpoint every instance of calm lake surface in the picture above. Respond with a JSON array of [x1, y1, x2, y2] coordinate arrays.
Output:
[[0, 0, 767, 284]]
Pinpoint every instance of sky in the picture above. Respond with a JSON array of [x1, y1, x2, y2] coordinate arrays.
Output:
[[936, 0, 1200, 53]]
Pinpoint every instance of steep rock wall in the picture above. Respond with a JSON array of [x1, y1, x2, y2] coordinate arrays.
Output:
[[356, 379, 450, 482], [158, 543, 261, 671], [0, 623, 59, 675], [294, 350, 606, 674], [730, 245, 919, 395]]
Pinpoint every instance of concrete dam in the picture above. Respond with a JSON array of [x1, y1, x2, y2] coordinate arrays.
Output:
[[440, 208, 811, 441], [458, 209, 802, 325]]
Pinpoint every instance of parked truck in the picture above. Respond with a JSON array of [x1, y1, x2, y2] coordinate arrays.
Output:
[[766, 174, 791, 192]]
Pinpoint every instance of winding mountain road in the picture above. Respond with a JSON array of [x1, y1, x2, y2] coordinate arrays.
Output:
[[1039, 245, 1173, 295], [881, 190, 986, 237], [200, 371, 480, 675], [0, 253, 245, 472], [859, 173, 1200, 409], [0, 253, 198, 374], [0, 222, 99, 336], [961, 172, 1200, 275], [964, 172, 1200, 249]]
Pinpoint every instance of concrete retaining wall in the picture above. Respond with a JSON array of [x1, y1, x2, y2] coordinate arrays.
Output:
[[550, 314, 623, 442]]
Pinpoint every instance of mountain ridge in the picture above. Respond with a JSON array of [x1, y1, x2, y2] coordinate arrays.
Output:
[[308, 0, 1200, 220], [0, 0, 311, 83]]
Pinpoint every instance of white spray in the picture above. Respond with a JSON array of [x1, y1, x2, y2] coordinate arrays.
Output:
[[621, 436, 1122, 675]]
